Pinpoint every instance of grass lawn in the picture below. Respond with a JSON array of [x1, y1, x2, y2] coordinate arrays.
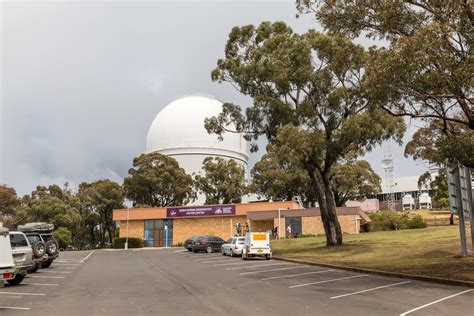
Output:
[[272, 226, 474, 282]]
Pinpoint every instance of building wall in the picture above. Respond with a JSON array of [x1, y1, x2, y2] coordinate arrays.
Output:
[[173, 215, 247, 244], [118, 220, 144, 239], [250, 220, 274, 233], [273, 215, 361, 236]]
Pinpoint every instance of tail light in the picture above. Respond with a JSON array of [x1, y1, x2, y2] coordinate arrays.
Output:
[[3, 273, 14, 279], [199, 241, 208, 245]]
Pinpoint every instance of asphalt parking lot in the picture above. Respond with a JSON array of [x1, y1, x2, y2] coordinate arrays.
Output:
[[0, 249, 472, 315]]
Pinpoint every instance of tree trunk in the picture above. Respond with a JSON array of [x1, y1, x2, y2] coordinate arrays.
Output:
[[314, 170, 343, 246]]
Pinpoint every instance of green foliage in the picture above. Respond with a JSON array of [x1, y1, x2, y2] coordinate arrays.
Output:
[[300, 1, 474, 168], [174, 242, 184, 247], [330, 160, 381, 207], [368, 211, 427, 231], [113, 237, 144, 249], [209, 21, 405, 246], [0, 184, 20, 217], [194, 157, 247, 205], [78, 180, 124, 247], [123, 152, 195, 207], [53, 227, 72, 249]]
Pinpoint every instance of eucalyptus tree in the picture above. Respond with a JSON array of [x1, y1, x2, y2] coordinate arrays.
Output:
[[207, 22, 404, 245]]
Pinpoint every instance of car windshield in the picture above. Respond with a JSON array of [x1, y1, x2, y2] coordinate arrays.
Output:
[[26, 235, 42, 244], [237, 238, 245, 244]]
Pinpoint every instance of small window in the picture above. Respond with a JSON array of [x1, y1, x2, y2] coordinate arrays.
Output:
[[226, 238, 233, 244], [232, 239, 237, 244], [10, 234, 28, 248], [154, 220, 164, 229], [237, 238, 245, 244]]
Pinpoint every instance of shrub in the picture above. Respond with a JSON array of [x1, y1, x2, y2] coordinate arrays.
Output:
[[53, 227, 72, 249], [367, 211, 427, 232], [174, 242, 184, 247], [113, 237, 144, 249]]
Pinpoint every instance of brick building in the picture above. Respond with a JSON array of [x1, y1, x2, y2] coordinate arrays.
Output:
[[112, 201, 369, 247]]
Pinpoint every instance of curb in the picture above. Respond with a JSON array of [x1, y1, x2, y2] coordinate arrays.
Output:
[[273, 257, 474, 288]]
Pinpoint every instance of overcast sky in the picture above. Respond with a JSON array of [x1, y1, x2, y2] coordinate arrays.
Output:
[[1, 1, 428, 196]]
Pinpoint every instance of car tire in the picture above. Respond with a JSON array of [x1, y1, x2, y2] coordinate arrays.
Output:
[[30, 265, 40, 273], [193, 249, 198, 253], [206, 245, 213, 253], [33, 241, 46, 257], [230, 249, 234, 257], [6, 274, 25, 286], [265, 254, 271, 260], [46, 240, 59, 256], [187, 248, 192, 252], [41, 260, 53, 268]]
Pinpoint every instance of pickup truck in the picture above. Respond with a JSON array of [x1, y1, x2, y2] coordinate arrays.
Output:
[[241, 232, 272, 260], [0, 227, 16, 287]]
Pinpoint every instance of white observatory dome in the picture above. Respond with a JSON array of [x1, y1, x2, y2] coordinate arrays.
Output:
[[146, 95, 249, 204]]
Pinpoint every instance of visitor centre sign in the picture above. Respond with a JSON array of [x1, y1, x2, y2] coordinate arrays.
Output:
[[166, 204, 236, 218]]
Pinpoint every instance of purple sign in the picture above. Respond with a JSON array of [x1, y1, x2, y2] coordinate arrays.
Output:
[[167, 204, 236, 218]]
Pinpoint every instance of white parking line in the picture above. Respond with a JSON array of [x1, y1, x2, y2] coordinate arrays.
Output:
[[399, 289, 473, 316], [240, 265, 310, 275], [0, 291, 46, 296], [54, 263, 80, 266], [289, 275, 367, 288], [225, 263, 293, 270], [331, 281, 412, 299], [21, 283, 59, 287], [191, 255, 222, 260], [37, 271, 71, 274], [213, 262, 248, 267], [27, 276, 66, 279], [261, 269, 334, 281], [80, 250, 95, 263], [174, 249, 187, 253], [0, 306, 30, 310], [201, 259, 233, 263]]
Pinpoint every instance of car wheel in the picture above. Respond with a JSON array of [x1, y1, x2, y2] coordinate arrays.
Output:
[[265, 254, 271, 260], [193, 249, 198, 253], [206, 245, 213, 253], [46, 240, 59, 256], [41, 260, 53, 268], [6, 274, 25, 286], [230, 249, 234, 257], [30, 265, 40, 273], [33, 241, 46, 257], [187, 248, 192, 252]]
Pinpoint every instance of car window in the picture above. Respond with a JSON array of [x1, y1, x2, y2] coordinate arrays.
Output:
[[41, 235, 53, 242], [232, 239, 237, 244], [10, 233, 28, 247], [26, 235, 41, 244], [216, 237, 224, 242], [237, 238, 245, 244], [226, 238, 233, 244]]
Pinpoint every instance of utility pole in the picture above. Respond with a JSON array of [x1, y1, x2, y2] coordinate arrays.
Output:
[[125, 207, 130, 250]]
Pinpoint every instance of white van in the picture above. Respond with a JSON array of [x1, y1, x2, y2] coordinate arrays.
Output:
[[242, 232, 272, 260], [0, 227, 15, 287]]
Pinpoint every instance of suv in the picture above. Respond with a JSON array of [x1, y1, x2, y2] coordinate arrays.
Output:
[[8, 231, 35, 285], [18, 222, 59, 270], [0, 227, 16, 287], [191, 236, 225, 253]]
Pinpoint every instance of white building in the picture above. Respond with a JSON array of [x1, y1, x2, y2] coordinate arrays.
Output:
[[146, 95, 249, 204]]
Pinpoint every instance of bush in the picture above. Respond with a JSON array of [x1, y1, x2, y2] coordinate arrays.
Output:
[[113, 237, 144, 249], [173, 242, 184, 247], [53, 227, 72, 249], [368, 211, 427, 232]]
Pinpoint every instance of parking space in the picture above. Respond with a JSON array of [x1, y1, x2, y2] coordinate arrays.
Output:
[[1, 248, 472, 315], [177, 249, 473, 315], [0, 250, 94, 312]]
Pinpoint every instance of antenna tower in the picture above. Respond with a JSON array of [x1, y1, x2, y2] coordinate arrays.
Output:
[[382, 152, 395, 211]]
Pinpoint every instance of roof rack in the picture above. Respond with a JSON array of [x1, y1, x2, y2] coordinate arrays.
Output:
[[17, 222, 54, 233]]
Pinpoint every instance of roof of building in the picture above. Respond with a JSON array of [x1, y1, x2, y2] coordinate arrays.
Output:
[[113, 201, 300, 221]]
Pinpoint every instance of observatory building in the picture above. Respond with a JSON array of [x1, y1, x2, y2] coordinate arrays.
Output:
[[145, 95, 249, 204]]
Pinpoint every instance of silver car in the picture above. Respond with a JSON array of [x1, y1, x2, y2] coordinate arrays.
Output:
[[9, 231, 35, 285], [221, 236, 245, 257]]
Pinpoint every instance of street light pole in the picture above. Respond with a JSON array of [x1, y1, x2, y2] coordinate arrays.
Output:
[[165, 225, 168, 248], [125, 207, 129, 250]]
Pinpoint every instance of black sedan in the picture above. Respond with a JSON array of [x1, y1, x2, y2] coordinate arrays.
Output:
[[184, 236, 203, 252], [191, 236, 225, 253]]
